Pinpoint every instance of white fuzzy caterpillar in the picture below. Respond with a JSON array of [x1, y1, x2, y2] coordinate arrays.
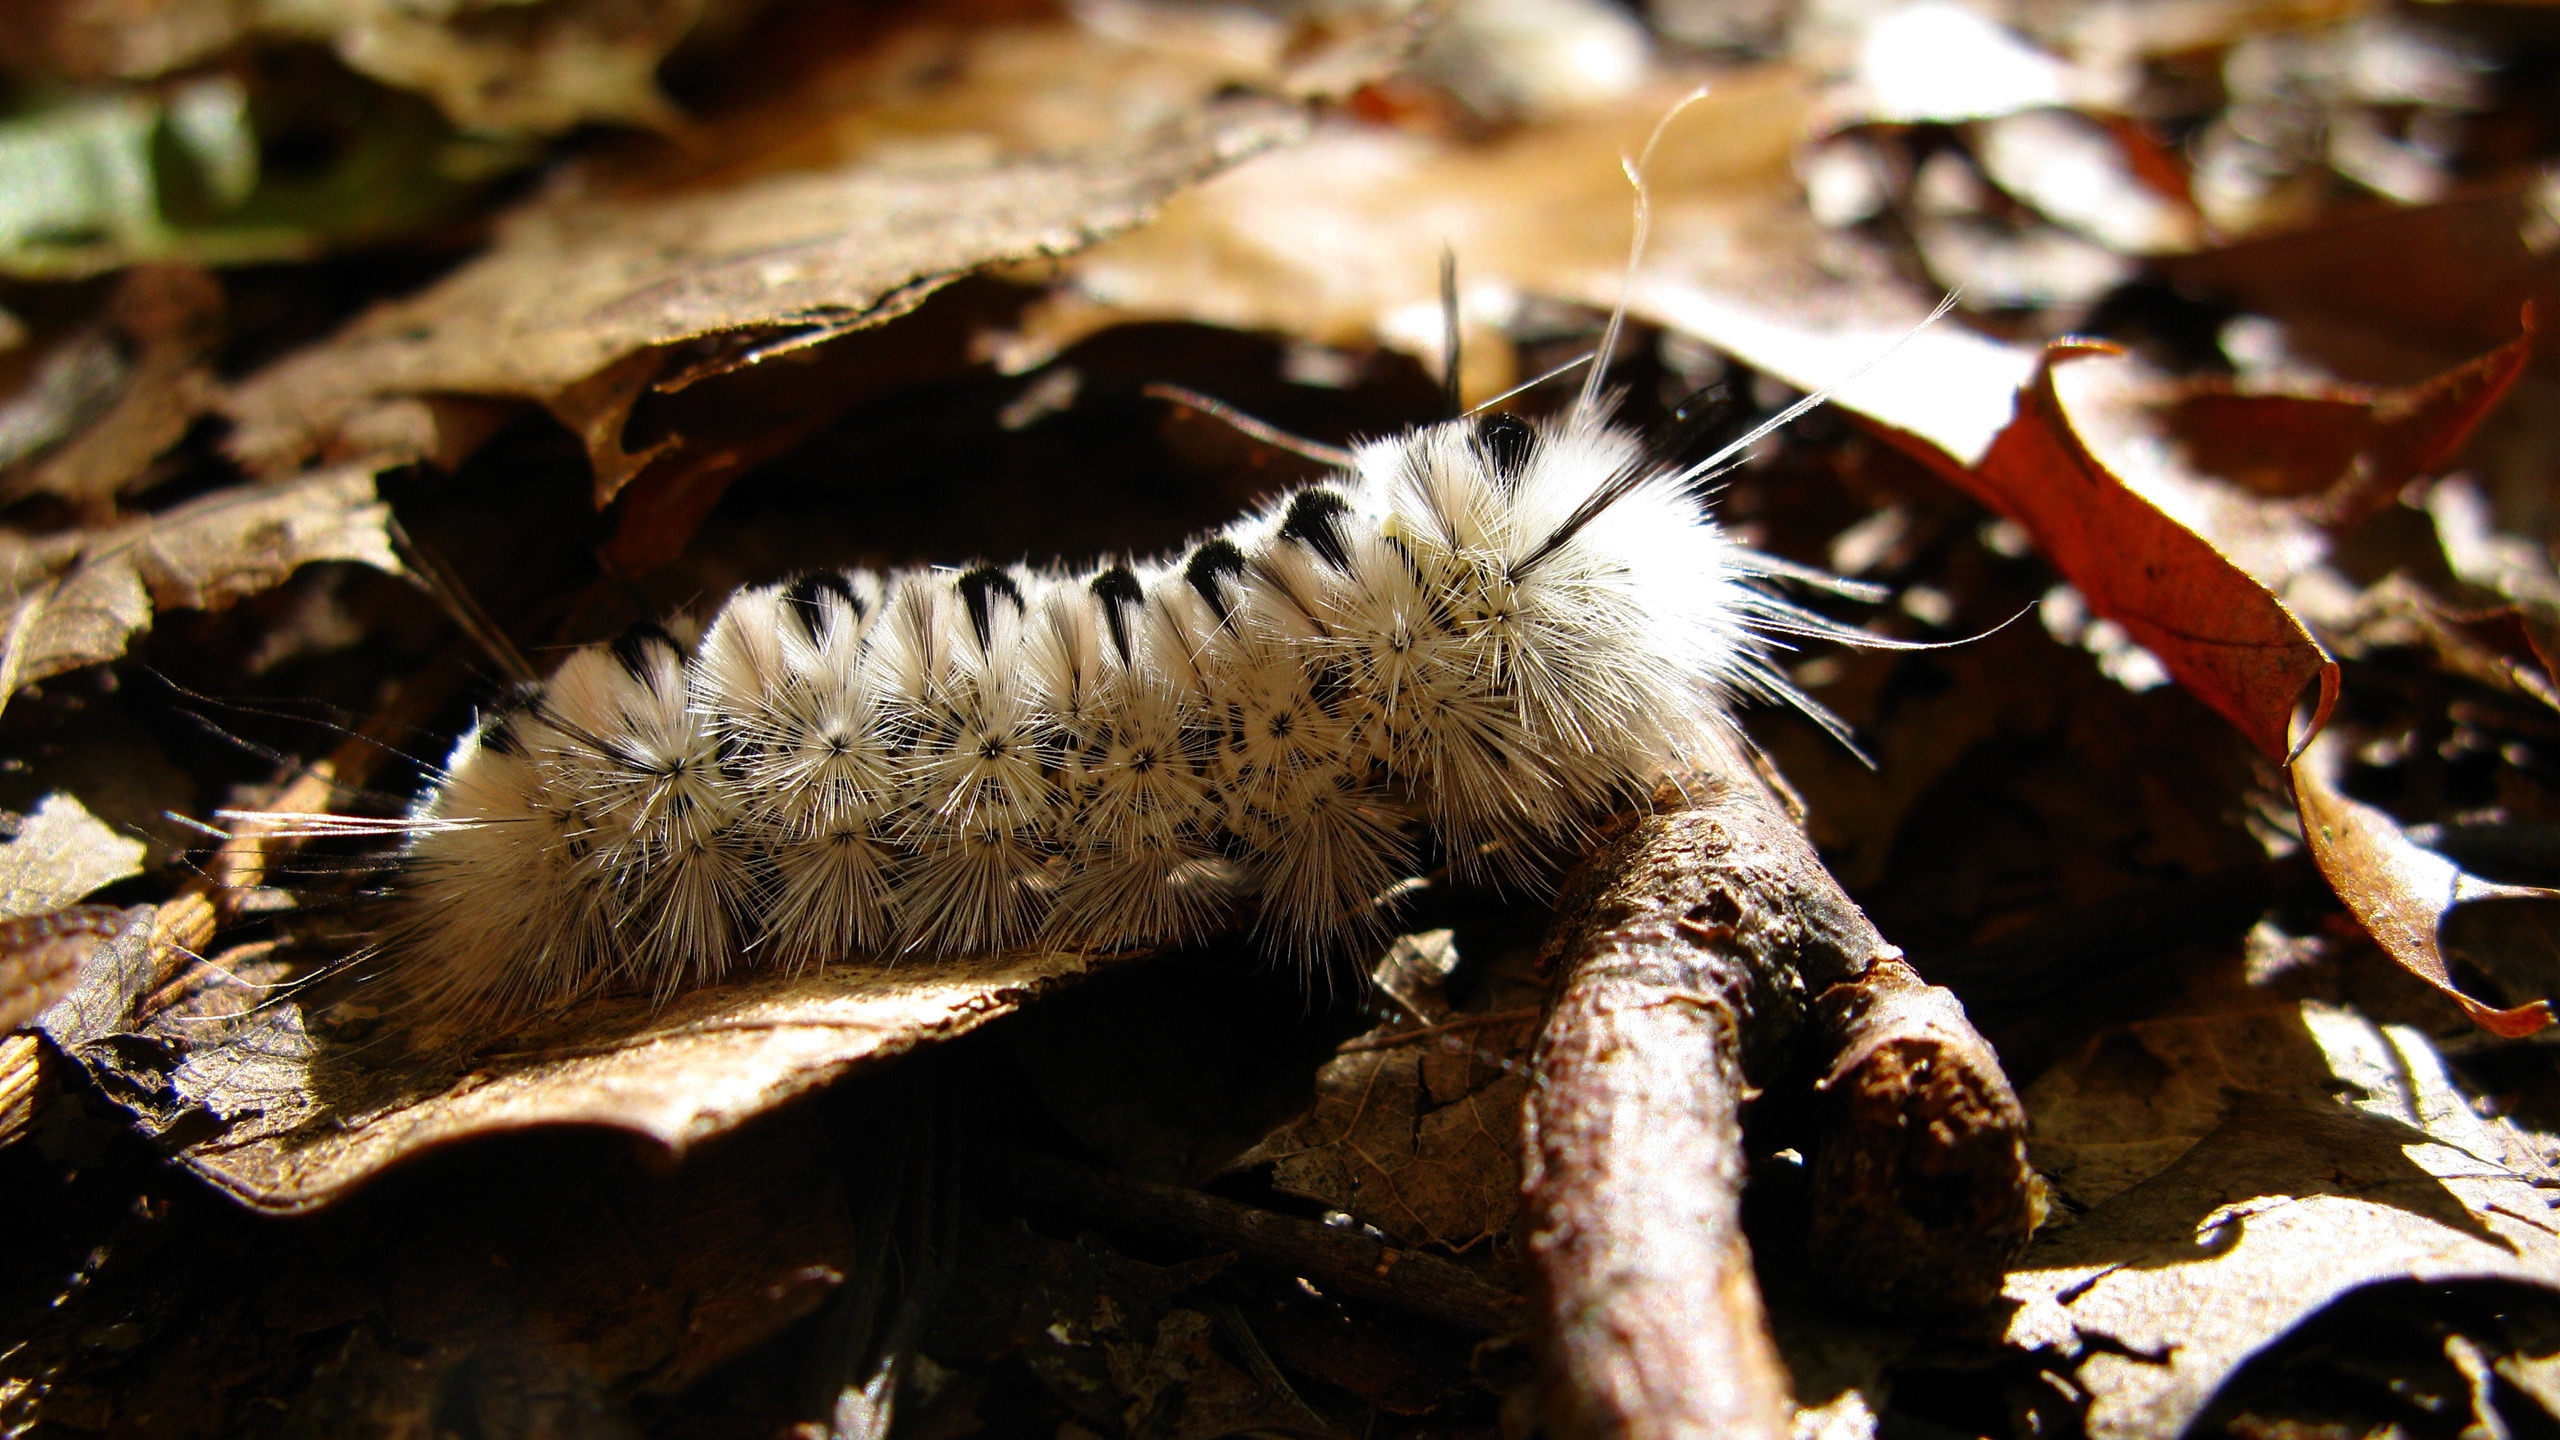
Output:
[[367, 94, 1945, 1020], [388, 399, 1870, 1017]]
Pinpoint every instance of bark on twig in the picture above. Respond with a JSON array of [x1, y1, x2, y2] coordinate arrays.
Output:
[[1807, 957, 2040, 1315], [983, 1145, 1524, 1334], [1520, 761, 2035, 1440]]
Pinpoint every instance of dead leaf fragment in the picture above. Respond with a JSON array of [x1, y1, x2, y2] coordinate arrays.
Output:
[[996, 72, 1820, 402], [41, 938, 1142, 1212], [0, 461, 403, 698], [1232, 934, 1536, 1251], [0, 790, 145, 920], [2291, 740, 2557, 1036], [2162, 314, 2534, 524], [2011, 1002, 2560, 1439], [2162, 176, 2560, 377], [0, 906, 126, 1032], [0, 788, 140, 1029], [222, 91, 1313, 496], [3, 0, 705, 134], [1, 265, 225, 512], [279, 0, 705, 134]]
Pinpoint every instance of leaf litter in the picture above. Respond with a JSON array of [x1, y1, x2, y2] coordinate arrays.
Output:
[[17, 0, 2560, 1435]]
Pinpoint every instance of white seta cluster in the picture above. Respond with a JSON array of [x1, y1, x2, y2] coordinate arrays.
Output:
[[390, 401, 1868, 1017]]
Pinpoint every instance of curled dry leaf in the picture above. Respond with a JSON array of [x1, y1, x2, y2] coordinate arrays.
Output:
[[1917, 340, 2338, 764], [2291, 742, 2558, 1036], [39, 922, 1142, 1211], [1599, 295, 2528, 643], [2010, 1000, 2560, 1439], [0, 461, 402, 700], [220, 72, 1318, 514], [1676, 293, 2547, 1035]]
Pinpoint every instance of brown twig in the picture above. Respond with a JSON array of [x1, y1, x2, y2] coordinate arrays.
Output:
[[1519, 758, 2034, 1440], [982, 1145, 1524, 1335], [1806, 957, 2040, 1315]]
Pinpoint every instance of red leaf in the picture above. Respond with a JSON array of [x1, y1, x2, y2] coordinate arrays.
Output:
[[1886, 340, 2339, 764], [2160, 309, 2535, 527]]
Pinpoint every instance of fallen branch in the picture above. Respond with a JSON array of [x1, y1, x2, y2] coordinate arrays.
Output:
[[1520, 760, 2035, 1440]]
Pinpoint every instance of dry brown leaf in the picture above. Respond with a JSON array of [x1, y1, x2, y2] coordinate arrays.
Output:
[[2161, 176, 2560, 378], [221, 87, 1312, 525], [2025, 1000, 2551, 1206], [0, 785, 140, 1030], [2010, 1000, 2560, 1439], [39, 923, 1142, 1211], [0, 789, 145, 921], [278, 0, 705, 133], [0, 794, 144, 1108], [0, 1085, 853, 1432], [936, 1225, 1322, 1440], [0, 907, 126, 1033], [2291, 740, 2558, 1036], [0, 0, 704, 133], [992, 70, 1820, 401], [0, 265, 224, 513], [321, 1116, 851, 1424], [0, 461, 402, 698], [1231, 932, 1536, 1251]]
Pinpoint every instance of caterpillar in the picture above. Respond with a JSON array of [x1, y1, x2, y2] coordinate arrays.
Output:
[[331, 100, 1932, 1021], [383, 389, 1891, 1017]]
